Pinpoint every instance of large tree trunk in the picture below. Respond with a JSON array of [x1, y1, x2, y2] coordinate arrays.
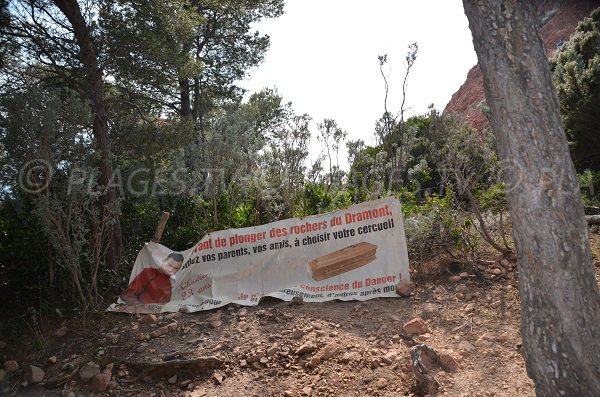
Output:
[[462, 1, 600, 395], [53, 0, 123, 270]]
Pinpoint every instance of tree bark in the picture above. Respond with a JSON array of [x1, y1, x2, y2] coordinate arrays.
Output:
[[179, 78, 192, 118], [462, 1, 600, 395], [53, 0, 123, 270]]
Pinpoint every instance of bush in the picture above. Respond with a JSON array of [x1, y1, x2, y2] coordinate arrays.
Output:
[[578, 170, 600, 213], [403, 192, 462, 263]]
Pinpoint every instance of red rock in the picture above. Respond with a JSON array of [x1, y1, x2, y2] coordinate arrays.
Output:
[[438, 352, 460, 372], [308, 356, 321, 368], [295, 341, 317, 355], [375, 377, 388, 389], [91, 372, 111, 392], [149, 322, 177, 338], [55, 326, 68, 337], [25, 365, 44, 384], [403, 317, 429, 335], [78, 361, 100, 383], [314, 343, 341, 361], [444, 1, 599, 132], [395, 280, 415, 297], [339, 351, 361, 364], [3, 360, 19, 373], [141, 314, 157, 323]]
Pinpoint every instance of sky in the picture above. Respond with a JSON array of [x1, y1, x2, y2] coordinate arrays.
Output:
[[240, 0, 478, 168]]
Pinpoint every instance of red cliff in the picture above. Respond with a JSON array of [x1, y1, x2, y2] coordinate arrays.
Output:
[[444, 0, 600, 131]]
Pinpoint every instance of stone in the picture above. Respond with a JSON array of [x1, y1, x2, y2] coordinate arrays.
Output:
[[78, 361, 101, 383], [339, 351, 361, 364], [301, 386, 313, 396], [458, 341, 476, 353], [459, 272, 468, 278], [168, 374, 178, 384], [438, 352, 459, 372], [395, 280, 415, 297], [240, 359, 247, 367], [3, 360, 19, 373], [92, 371, 112, 392], [497, 333, 509, 343], [267, 343, 278, 356], [141, 314, 158, 323], [403, 317, 429, 335], [295, 341, 317, 355], [247, 352, 263, 363], [375, 377, 388, 389], [449, 275, 461, 283], [55, 326, 68, 337], [456, 284, 468, 294], [491, 300, 502, 309], [149, 322, 177, 338], [25, 365, 45, 384], [47, 356, 57, 364], [166, 321, 178, 331], [417, 333, 432, 342], [420, 303, 439, 319], [500, 259, 510, 268], [478, 333, 497, 342], [91, 367, 112, 392], [209, 320, 223, 328], [382, 350, 401, 365], [212, 372, 224, 384], [370, 359, 381, 369], [308, 356, 321, 368], [136, 342, 149, 353], [314, 343, 341, 361]]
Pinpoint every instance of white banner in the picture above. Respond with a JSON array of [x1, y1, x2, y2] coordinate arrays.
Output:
[[108, 197, 410, 313]]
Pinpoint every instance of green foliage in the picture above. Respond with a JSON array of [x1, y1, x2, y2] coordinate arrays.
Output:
[[578, 170, 600, 212], [476, 183, 508, 213], [403, 191, 463, 262], [551, 7, 600, 170], [0, 87, 113, 310]]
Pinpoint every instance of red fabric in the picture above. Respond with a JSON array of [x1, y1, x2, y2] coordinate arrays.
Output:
[[120, 268, 173, 304]]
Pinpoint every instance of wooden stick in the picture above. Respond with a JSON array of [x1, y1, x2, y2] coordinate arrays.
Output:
[[586, 215, 600, 225], [151, 211, 170, 243]]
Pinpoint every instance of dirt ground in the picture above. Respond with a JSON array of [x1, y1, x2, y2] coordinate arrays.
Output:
[[2, 229, 599, 397]]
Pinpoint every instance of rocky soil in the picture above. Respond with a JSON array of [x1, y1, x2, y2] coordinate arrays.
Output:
[[2, 229, 599, 397]]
